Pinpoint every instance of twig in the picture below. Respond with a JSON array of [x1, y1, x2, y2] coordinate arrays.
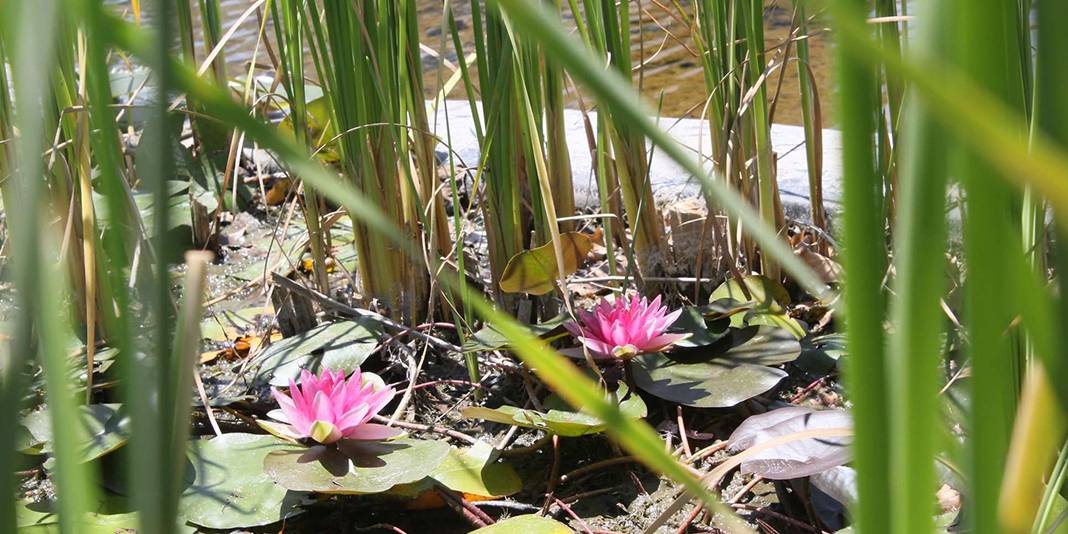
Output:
[[370, 415, 478, 445], [674, 503, 704, 534], [552, 497, 594, 534], [541, 435, 562, 514], [435, 486, 495, 529], [790, 374, 835, 404], [192, 366, 223, 437], [469, 500, 540, 513], [559, 456, 638, 484], [677, 406, 692, 457], [410, 379, 484, 391], [728, 476, 764, 504], [270, 273, 460, 353], [731, 503, 827, 533]]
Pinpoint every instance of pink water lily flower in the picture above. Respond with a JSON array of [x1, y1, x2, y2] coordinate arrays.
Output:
[[267, 369, 401, 445], [564, 294, 690, 360]]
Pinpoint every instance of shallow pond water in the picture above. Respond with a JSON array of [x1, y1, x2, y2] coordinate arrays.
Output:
[[150, 0, 834, 125]]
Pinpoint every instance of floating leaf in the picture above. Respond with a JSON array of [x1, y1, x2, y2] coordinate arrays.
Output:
[[709, 276, 805, 338], [278, 96, 339, 163], [253, 319, 385, 387], [499, 232, 595, 295], [264, 438, 450, 495], [728, 407, 853, 479], [463, 383, 646, 437], [16, 499, 197, 534], [668, 307, 731, 348], [810, 465, 857, 507], [179, 433, 307, 529], [463, 314, 569, 352], [391, 441, 522, 502], [632, 326, 802, 408], [471, 514, 575, 533], [709, 275, 791, 310], [21, 404, 128, 462]]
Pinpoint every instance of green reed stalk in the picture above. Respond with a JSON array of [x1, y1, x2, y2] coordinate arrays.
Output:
[[577, 0, 668, 279], [953, 3, 1028, 533], [543, 0, 575, 233], [885, 1, 950, 532], [829, 2, 892, 534], [5, 1, 102, 532], [273, 0, 330, 293], [740, 0, 782, 280], [128, 1, 182, 532], [466, 0, 526, 307], [792, 0, 826, 243], [398, 0, 452, 264], [1036, 0, 1068, 408], [491, 0, 823, 295], [690, 0, 785, 275], [870, 4, 900, 230]]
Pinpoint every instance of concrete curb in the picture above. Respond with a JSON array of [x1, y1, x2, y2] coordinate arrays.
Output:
[[428, 100, 842, 226]]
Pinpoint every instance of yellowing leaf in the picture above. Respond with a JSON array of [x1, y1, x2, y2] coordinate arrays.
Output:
[[278, 96, 339, 163], [499, 231, 594, 295]]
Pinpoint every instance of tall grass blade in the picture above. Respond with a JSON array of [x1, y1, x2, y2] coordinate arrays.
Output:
[[886, 1, 950, 532], [828, 2, 891, 534], [4, 1, 97, 532], [491, 0, 824, 296]]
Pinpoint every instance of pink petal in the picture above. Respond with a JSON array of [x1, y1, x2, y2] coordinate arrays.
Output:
[[577, 336, 616, 357], [312, 391, 335, 424], [644, 332, 692, 352], [335, 404, 371, 433]]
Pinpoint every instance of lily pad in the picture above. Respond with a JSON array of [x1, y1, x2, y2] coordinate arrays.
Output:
[[463, 314, 569, 352], [21, 404, 129, 462], [179, 433, 308, 529], [728, 407, 853, 479], [391, 441, 521, 499], [253, 319, 385, 387], [16, 498, 197, 534], [668, 307, 731, 348], [499, 232, 596, 295], [264, 438, 451, 495], [709, 276, 805, 337], [471, 515, 575, 533], [463, 383, 647, 437], [710, 275, 791, 310], [632, 325, 802, 408]]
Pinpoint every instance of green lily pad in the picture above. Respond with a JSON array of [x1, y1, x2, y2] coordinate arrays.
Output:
[[471, 514, 575, 533], [391, 441, 521, 498], [264, 438, 451, 495], [464, 314, 569, 352], [253, 319, 385, 387], [668, 307, 731, 348], [22, 404, 129, 462], [16, 498, 197, 534], [463, 383, 647, 437], [179, 433, 308, 529], [709, 276, 805, 338], [710, 275, 791, 310], [632, 325, 802, 408]]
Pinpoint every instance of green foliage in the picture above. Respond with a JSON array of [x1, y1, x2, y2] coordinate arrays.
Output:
[[632, 325, 802, 408], [263, 438, 451, 495]]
